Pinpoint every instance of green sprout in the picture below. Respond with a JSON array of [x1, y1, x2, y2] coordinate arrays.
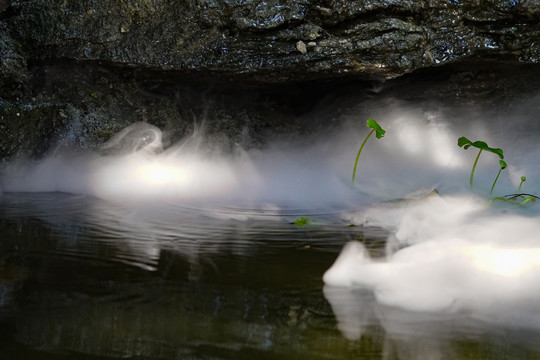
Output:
[[488, 175, 536, 207], [489, 160, 507, 196], [457, 137, 504, 189], [90, 92, 98, 99], [519, 176, 527, 192], [352, 119, 386, 183]]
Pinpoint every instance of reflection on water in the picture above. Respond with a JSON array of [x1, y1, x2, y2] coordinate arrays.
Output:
[[0, 193, 539, 359], [324, 286, 540, 360]]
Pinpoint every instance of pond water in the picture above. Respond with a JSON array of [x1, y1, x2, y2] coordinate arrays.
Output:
[[1, 193, 539, 360], [3, 90, 540, 359]]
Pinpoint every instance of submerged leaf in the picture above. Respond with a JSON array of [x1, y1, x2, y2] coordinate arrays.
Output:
[[366, 118, 386, 139], [293, 217, 312, 226]]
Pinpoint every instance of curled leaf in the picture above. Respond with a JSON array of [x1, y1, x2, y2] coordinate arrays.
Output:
[[457, 136, 472, 148], [366, 118, 386, 139], [485, 146, 504, 160], [499, 160, 507, 169]]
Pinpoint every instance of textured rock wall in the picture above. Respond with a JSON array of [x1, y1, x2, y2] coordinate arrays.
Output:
[[1, 1, 540, 162], [8, 0, 540, 80]]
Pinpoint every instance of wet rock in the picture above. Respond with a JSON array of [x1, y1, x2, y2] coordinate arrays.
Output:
[[1, 1, 540, 162], [0, 0, 10, 13], [0, 22, 28, 100], [1, 60, 540, 164], [0, 102, 70, 161], [7, 0, 540, 81], [0, 60, 337, 162], [296, 40, 307, 54]]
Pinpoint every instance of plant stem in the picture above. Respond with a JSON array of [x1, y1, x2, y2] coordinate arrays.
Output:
[[470, 148, 483, 188], [504, 193, 540, 200], [488, 195, 537, 207], [352, 129, 375, 183], [518, 179, 525, 192], [487, 196, 517, 207], [489, 167, 503, 196], [521, 196, 536, 205]]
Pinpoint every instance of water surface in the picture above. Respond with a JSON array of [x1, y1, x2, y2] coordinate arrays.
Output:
[[0, 193, 539, 359]]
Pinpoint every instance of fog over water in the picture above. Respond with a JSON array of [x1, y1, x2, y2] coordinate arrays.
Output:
[[2, 94, 540, 334], [2, 96, 539, 205]]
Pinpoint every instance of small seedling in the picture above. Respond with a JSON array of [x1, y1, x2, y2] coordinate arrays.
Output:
[[457, 137, 504, 189], [489, 160, 507, 196], [352, 119, 386, 183], [519, 176, 527, 192], [90, 92, 98, 99]]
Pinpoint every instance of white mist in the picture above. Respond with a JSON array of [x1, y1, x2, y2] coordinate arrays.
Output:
[[2, 99, 540, 332]]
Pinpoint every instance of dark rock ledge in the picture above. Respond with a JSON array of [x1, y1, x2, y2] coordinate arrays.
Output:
[[1, 1, 540, 162], [8, 0, 540, 81]]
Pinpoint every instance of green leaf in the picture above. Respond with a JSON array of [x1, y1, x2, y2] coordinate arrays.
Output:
[[486, 146, 504, 159], [471, 141, 488, 149], [457, 136, 472, 148], [499, 160, 507, 169], [366, 118, 386, 139], [521, 176, 527, 182], [293, 217, 312, 226], [457, 137, 504, 159]]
